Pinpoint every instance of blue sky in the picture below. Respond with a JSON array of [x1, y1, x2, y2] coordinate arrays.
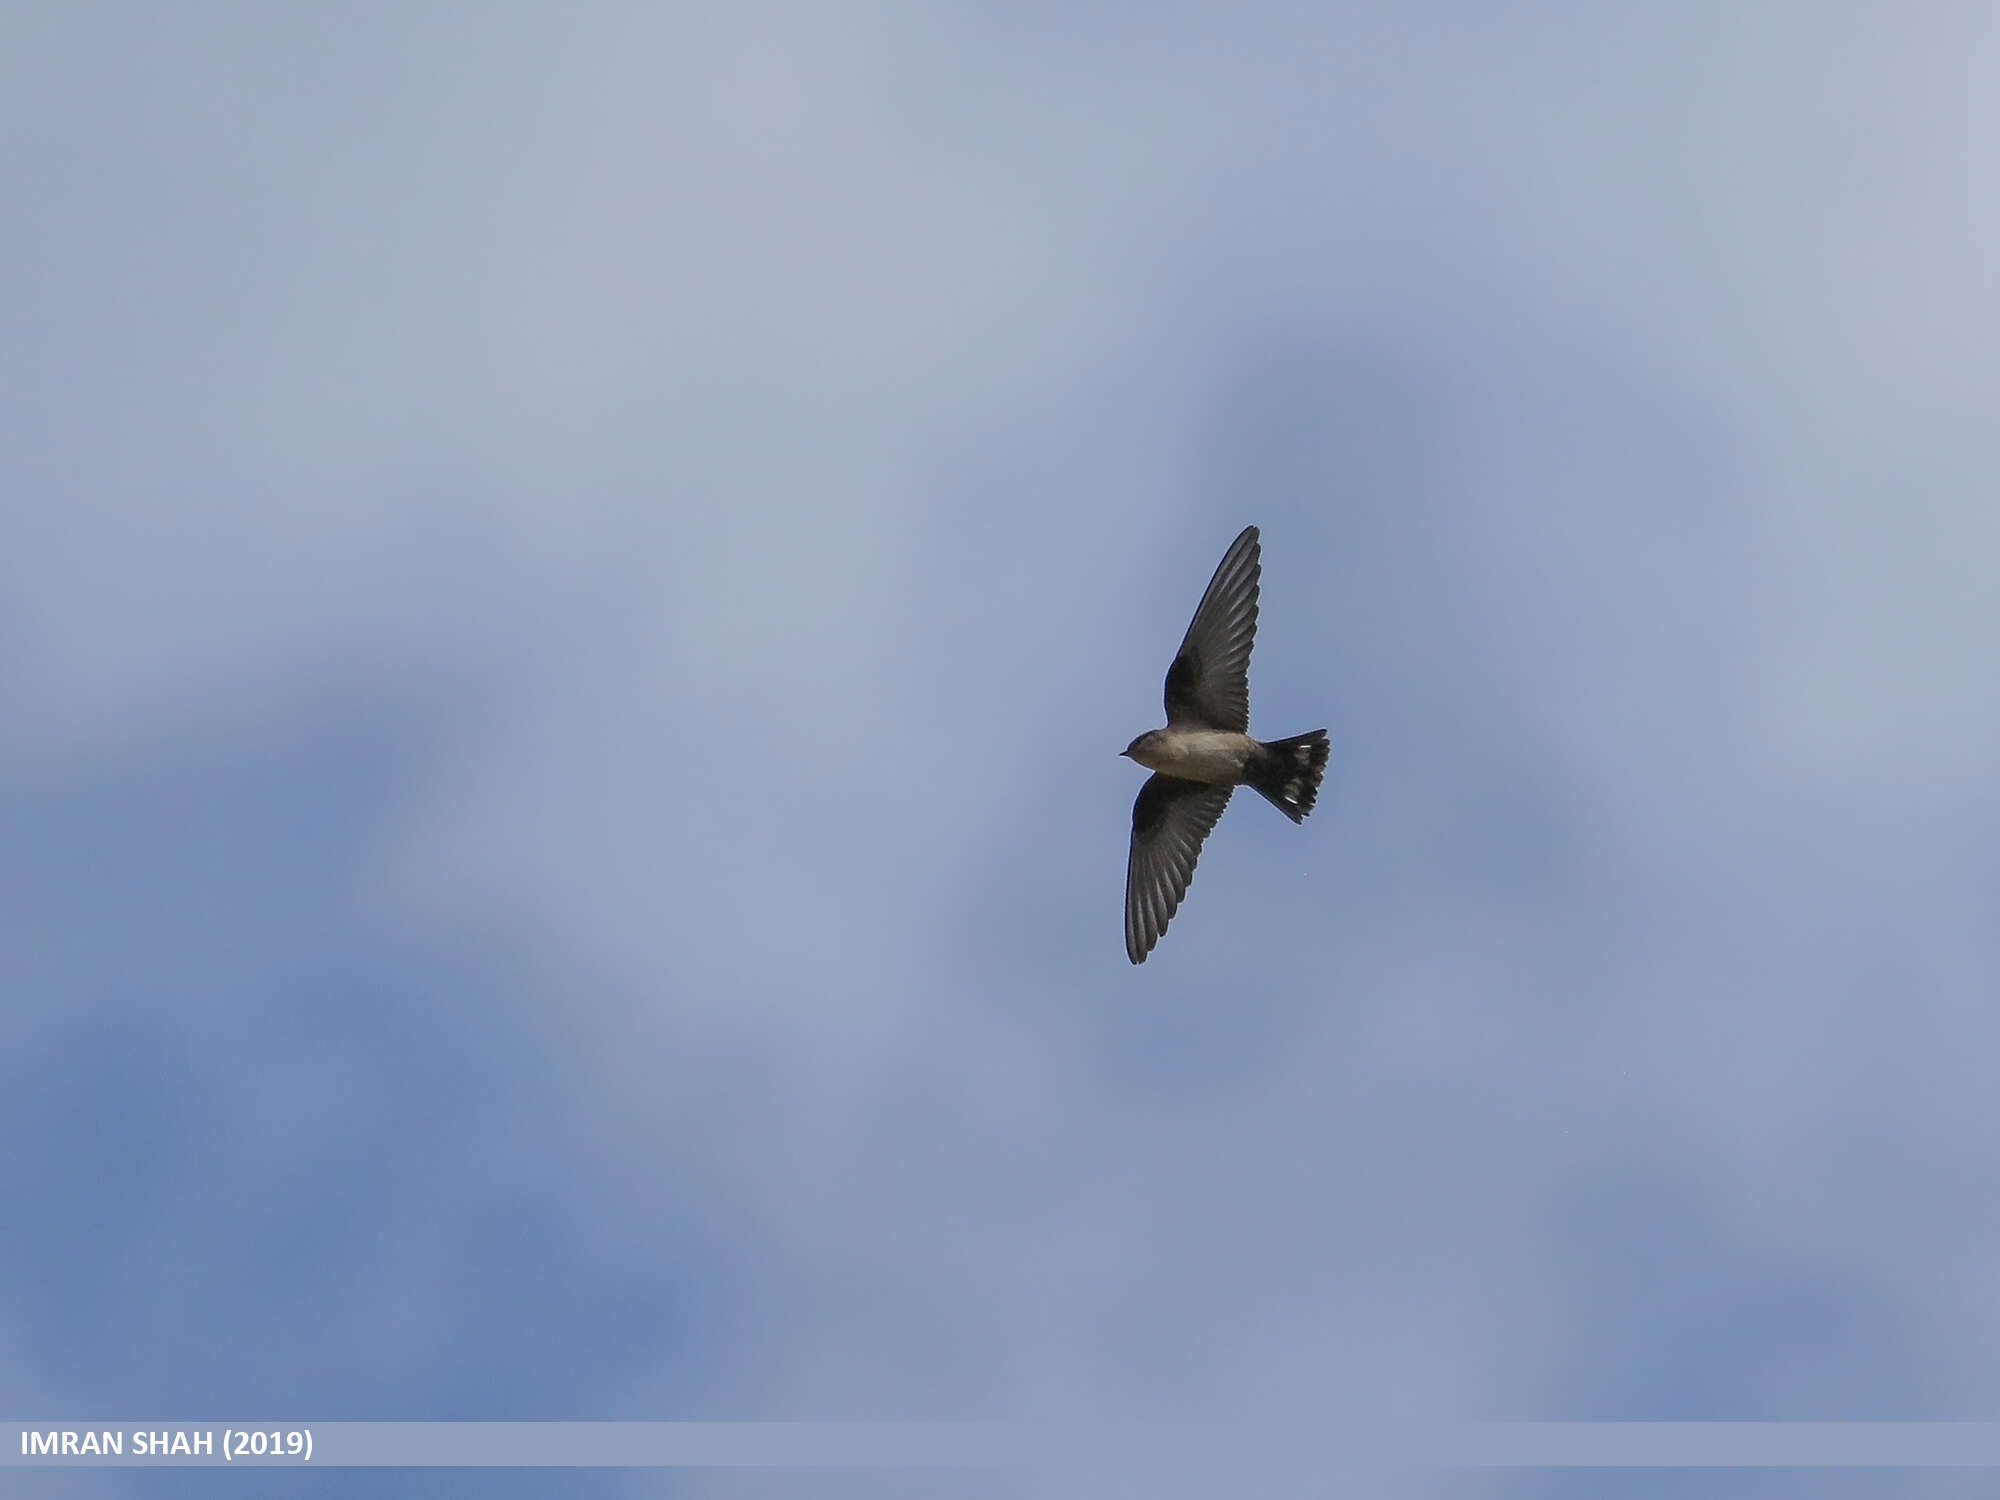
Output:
[[6, 6, 2000, 1497]]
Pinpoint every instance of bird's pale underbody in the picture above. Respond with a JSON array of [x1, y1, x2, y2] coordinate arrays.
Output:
[[1120, 525, 1330, 964]]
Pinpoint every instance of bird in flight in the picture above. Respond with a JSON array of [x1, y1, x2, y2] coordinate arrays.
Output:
[[1121, 525, 1329, 964]]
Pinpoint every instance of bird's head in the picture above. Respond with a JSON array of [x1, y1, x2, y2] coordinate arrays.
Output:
[[1120, 730, 1159, 763]]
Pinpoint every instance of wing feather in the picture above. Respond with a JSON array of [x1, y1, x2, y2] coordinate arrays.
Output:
[[1125, 775, 1235, 963], [1163, 525, 1260, 730]]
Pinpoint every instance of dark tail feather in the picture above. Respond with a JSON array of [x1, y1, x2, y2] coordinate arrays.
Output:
[[1248, 730, 1330, 823]]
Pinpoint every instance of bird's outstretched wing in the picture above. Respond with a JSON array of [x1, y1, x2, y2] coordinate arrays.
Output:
[[1125, 773, 1235, 964], [1162, 525, 1260, 731]]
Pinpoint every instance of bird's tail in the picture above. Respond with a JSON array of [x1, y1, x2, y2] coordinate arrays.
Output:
[[1247, 731, 1330, 823]]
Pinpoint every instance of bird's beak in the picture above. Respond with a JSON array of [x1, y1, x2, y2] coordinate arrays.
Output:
[[1118, 749, 1132, 758]]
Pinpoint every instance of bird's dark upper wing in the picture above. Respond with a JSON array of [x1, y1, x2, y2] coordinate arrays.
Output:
[[1162, 524, 1260, 731], [1125, 773, 1235, 964]]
